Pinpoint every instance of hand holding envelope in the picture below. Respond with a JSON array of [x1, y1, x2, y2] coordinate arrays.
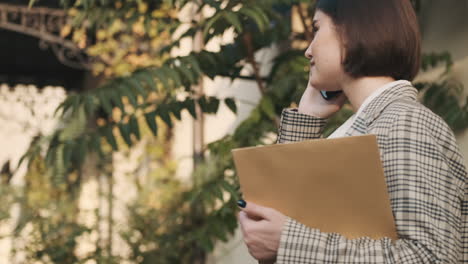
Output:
[[232, 134, 398, 240]]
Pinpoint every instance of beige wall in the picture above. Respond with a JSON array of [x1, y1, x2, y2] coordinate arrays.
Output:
[[0, 85, 67, 263]]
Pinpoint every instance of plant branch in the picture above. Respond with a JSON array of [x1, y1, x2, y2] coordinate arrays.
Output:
[[297, 4, 313, 43], [242, 32, 266, 95]]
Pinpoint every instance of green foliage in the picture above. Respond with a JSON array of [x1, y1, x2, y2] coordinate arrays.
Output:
[[13, 0, 468, 263], [122, 154, 240, 263], [415, 51, 468, 134], [12, 157, 94, 264], [421, 51, 454, 74]]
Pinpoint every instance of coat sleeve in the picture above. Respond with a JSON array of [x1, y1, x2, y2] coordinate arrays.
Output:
[[276, 108, 328, 144], [275, 107, 467, 263]]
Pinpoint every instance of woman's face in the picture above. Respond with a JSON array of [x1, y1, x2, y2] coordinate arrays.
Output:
[[305, 10, 346, 91]]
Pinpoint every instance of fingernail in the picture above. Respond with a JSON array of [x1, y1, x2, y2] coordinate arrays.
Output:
[[237, 199, 246, 208]]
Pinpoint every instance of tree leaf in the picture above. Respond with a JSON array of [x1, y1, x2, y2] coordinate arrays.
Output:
[[118, 123, 132, 147], [144, 111, 158, 136], [203, 12, 223, 41], [126, 77, 146, 97], [98, 91, 114, 116], [163, 66, 183, 88], [89, 133, 104, 157], [137, 71, 157, 91], [220, 180, 239, 200], [103, 126, 118, 151], [157, 106, 173, 128], [75, 136, 88, 167], [239, 6, 267, 32], [129, 116, 141, 140], [212, 185, 224, 202], [185, 55, 203, 76], [83, 94, 96, 116], [197, 96, 209, 113], [184, 98, 197, 119], [54, 143, 66, 181], [224, 97, 237, 114], [17, 152, 30, 170], [60, 104, 87, 141], [170, 102, 183, 121], [54, 95, 76, 117], [70, 93, 81, 116], [260, 96, 275, 119], [119, 83, 137, 107], [224, 11, 243, 33], [197, 51, 218, 79], [176, 63, 196, 84], [151, 68, 170, 91], [45, 136, 58, 166], [207, 97, 220, 113], [250, 6, 269, 29], [109, 88, 125, 112], [62, 141, 73, 173]]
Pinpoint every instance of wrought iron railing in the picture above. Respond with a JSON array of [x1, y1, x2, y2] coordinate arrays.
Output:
[[0, 3, 92, 70]]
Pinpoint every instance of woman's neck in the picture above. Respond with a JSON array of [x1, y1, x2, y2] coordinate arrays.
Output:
[[340, 76, 396, 112]]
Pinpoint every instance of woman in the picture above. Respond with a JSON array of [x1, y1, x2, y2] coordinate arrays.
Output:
[[237, 0, 468, 263]]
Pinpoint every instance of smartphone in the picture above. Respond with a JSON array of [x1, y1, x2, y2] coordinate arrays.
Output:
[[320, 90, 343, 101]]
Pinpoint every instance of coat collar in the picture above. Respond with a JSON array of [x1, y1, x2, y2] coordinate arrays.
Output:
[[345, 82, 419, 136]]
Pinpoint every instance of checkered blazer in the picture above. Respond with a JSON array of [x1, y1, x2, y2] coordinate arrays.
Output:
[[274, 82, 468, 263]]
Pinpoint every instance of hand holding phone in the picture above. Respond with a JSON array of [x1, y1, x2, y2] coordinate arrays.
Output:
[[297, 82, 346, 118]]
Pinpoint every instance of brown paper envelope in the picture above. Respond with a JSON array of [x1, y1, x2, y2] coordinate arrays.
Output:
[[231, 134, 398, 240]]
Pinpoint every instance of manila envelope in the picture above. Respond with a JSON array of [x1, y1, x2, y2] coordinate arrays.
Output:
[[231, 134, 398, 240]]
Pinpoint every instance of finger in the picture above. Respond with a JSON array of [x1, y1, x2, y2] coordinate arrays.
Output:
[[238, 211, 248, 224], [238, 211, 258, 236], [238, 211, 248, 233], [242, 201, 271, 220]]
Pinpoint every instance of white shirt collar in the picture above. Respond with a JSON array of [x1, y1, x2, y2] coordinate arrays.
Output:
[[327, 80, 412, 139], [354, 80, 412, 118]]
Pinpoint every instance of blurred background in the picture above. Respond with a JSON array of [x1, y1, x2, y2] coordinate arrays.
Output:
[[0, 0, 467, 263]]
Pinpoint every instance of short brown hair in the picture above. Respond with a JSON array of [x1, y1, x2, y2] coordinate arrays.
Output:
[[317, 0, 421, 81]]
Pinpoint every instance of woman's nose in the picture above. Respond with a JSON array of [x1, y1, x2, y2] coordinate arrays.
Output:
[[304, 43, 313, 59]]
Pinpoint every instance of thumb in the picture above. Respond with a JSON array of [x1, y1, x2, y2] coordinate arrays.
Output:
[[239, 200, 271, 220]]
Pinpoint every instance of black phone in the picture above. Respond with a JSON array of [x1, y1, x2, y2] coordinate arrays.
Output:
[[320, 90, 343, 101]]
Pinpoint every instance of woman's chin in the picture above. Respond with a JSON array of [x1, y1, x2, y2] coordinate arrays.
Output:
[[310, 77, 340, 92], [309, 78, 324, 90]]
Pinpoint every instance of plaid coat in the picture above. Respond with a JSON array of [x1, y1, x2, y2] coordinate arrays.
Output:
[[274, 82, 468, 263]]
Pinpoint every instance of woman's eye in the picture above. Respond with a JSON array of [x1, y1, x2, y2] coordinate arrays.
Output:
[[311, 21, 319, 39], [311, 26, 319, 39]]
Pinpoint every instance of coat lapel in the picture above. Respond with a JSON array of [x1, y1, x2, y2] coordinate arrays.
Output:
[[344, 82, 419, 137]]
